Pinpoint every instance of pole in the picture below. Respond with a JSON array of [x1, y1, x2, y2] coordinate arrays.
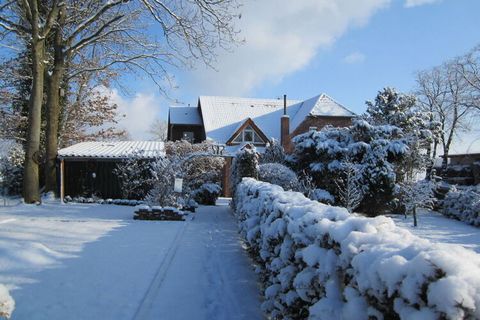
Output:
[[60, 158, 65, 203]]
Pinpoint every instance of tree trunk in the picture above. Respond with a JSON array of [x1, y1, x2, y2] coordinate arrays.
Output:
[[23, 39, 45, 203], [413, 205, 418, 227], [45, 9, 66, 194]]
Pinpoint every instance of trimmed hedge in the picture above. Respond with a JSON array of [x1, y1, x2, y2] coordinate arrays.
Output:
[[234, 178, 480, 320], [441, 187, 480, 227]]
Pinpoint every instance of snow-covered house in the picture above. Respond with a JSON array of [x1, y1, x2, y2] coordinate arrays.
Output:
[[168, 94, 355, 197], [168, 94, 356, 153], [57, 141, 164, 200]]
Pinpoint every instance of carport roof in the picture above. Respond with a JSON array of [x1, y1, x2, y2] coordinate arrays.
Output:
[[58, 141, 165, 159]]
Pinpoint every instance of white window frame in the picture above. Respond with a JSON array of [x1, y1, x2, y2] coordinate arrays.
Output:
[[232, 125, 265, 145]]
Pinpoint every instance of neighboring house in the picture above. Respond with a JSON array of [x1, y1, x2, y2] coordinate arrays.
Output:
[[167, 94, 355, 153], [167, 106, 205, 143], [57, 141, 164, 199], [438, 153, 480, 185]]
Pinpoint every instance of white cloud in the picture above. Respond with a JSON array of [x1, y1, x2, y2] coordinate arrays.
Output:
[[404, 0, 441, 8], [343, 52, 366, 64], [108, 89, 163, 140], [185, 0, 390, 96]]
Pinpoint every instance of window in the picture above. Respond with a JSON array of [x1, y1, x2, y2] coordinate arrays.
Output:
[[231, 125, 265, 145], [182, 131, 194, 142]]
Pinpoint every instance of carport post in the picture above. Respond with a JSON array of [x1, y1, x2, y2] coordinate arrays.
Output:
[[60, 157, 65, 203]]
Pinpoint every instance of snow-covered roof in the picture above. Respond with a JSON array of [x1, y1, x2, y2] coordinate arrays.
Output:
[[169, 106, 202, 125], [58, 141, 165, 159], [198, 94, 354, 143], [198, 96, 301, 143], [290, 94, 355, 130]]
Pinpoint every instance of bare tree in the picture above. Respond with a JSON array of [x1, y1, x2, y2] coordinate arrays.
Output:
[[416, 60, 476, 170], [1, 0, 241, 201], [42, 0, 241, 194], [0, 0, 63, 203], [148, 119, 168, 141], [457, 45, 480, 102]]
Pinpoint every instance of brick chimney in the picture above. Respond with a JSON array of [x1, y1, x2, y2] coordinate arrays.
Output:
[[280, 94, 290, 151]]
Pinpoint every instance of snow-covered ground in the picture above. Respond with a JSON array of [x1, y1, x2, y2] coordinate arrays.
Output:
[[0, 201, 262, 319], [390, 209, 480, 253]]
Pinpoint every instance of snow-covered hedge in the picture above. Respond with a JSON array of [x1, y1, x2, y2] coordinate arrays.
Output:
[[441, 187, 480, 227], [235, 178, 480, 320]]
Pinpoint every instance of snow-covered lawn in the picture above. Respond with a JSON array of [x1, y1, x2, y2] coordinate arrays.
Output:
[[0, 201, 262, 319], [390, 209, 480, 253]]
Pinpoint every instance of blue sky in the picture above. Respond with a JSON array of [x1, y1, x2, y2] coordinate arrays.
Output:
[[115, 0, 480, 150]]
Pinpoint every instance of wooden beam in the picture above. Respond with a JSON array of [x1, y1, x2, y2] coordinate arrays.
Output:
[[60, 158, 65, 203], [222, 157, 233, 197]]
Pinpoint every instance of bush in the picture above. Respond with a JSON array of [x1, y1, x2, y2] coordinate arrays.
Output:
[[234, 178, 480, 319], [113, 150, 155, 200], [309, 188, 335, 204], [260, 138, 286, 164], [441, 187, 480, 227], [192, 183, 221, 205], [258, 163, 298, 190], [291, 119, 408, 215]]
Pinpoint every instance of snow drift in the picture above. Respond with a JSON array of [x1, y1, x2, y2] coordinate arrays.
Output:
[[234, 178, 480, 320]]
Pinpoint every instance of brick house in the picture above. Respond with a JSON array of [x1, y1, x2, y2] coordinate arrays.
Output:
[[167, 94, 355, 196]]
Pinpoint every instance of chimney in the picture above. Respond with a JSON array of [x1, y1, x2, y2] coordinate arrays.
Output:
[[281, 94, 290, 151]]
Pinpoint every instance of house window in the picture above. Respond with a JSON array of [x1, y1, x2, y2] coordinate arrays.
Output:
[[232, 125, 265, 145], [182, 131, 194, 142]]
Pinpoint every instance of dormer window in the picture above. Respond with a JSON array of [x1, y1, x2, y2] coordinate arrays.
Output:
[[232, 125, 266, 144]]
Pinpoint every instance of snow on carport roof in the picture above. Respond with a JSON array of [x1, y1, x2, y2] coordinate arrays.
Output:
[[169, 106, 203, 125], [58, 141, 165, 159]]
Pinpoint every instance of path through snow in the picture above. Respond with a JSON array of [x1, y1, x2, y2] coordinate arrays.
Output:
[[0, 202, 263, 320], [134, 204, 263, 320]]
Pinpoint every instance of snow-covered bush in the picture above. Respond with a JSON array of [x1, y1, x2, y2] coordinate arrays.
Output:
[[192, 183, 221, 205], [260, 138, 286, 164], [145, 157, 178, 207], [0, 142, 24, 196], [235, 178, 480, 320], [395, 180, 436, 226], [0, 284, 14, 319], [113, 150, 155, 199], [231, 145, 259, 186], [292, 119, 408, 215], [309, 188, 334, 205], [334, 161, 364, 213], [230, 145, 259, 208], [64, 196, 145, 206], [258, 163, 298, 191], [441, 187, 480, 227], [364, 87, 435, 181], [165, 140, 224, 192]]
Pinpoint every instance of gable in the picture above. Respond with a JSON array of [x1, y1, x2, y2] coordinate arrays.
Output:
[[169, 106, 202, 125], [226, 118, 269, 146], [290, 94, 355, 130]]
